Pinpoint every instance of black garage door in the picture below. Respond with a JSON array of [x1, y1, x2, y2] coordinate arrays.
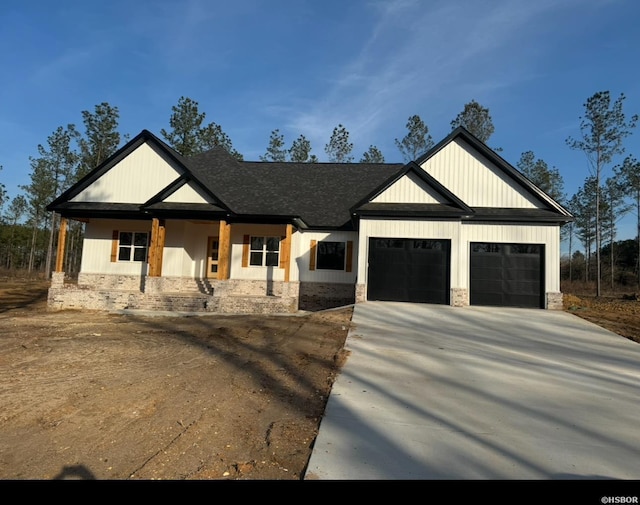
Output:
[[470, 242, 544, 308], [367, 238, 450, 304]]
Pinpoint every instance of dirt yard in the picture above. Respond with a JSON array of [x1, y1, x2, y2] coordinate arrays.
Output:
[[563, 292, 640, 344], [1, 279, 638, 481], [0, 278, 351, 480]]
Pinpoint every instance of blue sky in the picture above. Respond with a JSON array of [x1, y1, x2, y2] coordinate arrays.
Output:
[[1, 0, 640, 244]]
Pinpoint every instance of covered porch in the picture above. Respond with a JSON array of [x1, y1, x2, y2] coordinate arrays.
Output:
[[49, 215, 300, 314]]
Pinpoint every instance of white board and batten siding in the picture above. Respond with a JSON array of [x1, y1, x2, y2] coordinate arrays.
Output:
[[420, 139, 544, 209], [71, 143, 184, 204], [295, 230, 359, 284], [229, 224, 288, 281], [371, 171, 445, 204], [163, 182, 213, 204], [161, 221, 217, 277], [83, 218, 234, 279], [81, 219, 151, 275], [225, 226, 357, 283]]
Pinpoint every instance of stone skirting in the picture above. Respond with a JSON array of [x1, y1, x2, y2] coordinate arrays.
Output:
[[299, 282, 355, 311], [48, 284, 141, 312], [209, 279, 300, 298], [48, 273, 565, 313], [546, 292, 564, 310], [77, 273, 144, 291], [450, 288, 469, 307], [47, 274, 353, 314], [48, 273, 302, 314]]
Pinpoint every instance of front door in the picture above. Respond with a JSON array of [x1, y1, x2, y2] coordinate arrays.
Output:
[[206, 236, 219, 278]]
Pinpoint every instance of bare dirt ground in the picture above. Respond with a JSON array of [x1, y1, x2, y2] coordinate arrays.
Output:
[[1, 279, 639, 481], [0, 278, 351, 480], [563, 292, 640, 344]]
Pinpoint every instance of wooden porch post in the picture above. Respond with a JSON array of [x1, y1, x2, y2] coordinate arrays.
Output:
[[148, 218, 166, 277], [217, 220, 231, 280], [281, 223, 293, 282], [55, 216, 67, 273]]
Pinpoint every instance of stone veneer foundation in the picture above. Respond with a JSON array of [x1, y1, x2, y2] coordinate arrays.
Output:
[[48, 273, 564, 313], [545, 292, 564, 310], [49, 274, 355, 314]]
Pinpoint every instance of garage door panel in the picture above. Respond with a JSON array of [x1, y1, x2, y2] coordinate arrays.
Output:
[[471, 266, 499, 281], [507, 293, 540, 307], [470, 242, 543, 308], [368, 238, 450, 304]]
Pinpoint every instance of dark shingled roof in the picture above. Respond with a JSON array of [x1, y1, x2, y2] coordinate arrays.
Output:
[[187, 149, 404, 228]]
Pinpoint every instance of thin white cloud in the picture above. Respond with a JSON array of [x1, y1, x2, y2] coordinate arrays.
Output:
[[279, 0, 601, 158], [30, 46, 98, 85]]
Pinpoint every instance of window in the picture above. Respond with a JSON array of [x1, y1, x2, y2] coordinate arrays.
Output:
[[118, 232, 149, 262], [309, 239, 353, 272], [249, 236, 280, 266], [375, 239, 405, 249], [317, 241, 346, 270], [412, 239, 443, 250], [509, 244, 541, 255], [472, 243, 502, 254]]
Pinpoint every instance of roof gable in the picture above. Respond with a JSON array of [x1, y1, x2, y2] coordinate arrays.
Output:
[[48, 130, 229, 212], [416, 127, 571, 216], [162, 180, 214, 204], [371, 171, 448, 204], [70, 142, 185, 204], [352, 162, 473, 218], [420, 138, 543, 208]]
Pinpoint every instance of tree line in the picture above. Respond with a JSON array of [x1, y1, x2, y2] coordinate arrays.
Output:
[[0, 92, 638, 297]]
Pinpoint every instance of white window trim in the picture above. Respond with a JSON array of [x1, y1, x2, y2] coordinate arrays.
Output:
[[118, 231, 149, 262], [249, 236, 281, 267]]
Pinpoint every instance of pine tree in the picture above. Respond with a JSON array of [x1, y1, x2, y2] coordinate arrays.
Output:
[[24, 125, 79, 274], [77, 102, 126, 180], [450, 100, 495, 143], [569, 178, 598, 283], [0, 165, 7, 214], [324, 124, 353, 163], [566, 91, 638, 296], [3, 195, 27, 269], [516, 151, 565, 203], [260, 129, 287, 162], [289, 135, 316, 163], [161, 96, 242, 159], [395, 115, 433, 162], [616, 155, 640, 286], [198, 123, 243, 160], [360, 145, 385, 163], [602, 176, 631, 288]]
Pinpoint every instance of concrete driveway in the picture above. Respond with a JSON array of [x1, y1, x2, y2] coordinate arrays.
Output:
[[304, 302, 640, 480]]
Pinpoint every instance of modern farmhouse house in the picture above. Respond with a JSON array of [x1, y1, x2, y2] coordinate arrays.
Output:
[[46, 127, 572, 314]]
